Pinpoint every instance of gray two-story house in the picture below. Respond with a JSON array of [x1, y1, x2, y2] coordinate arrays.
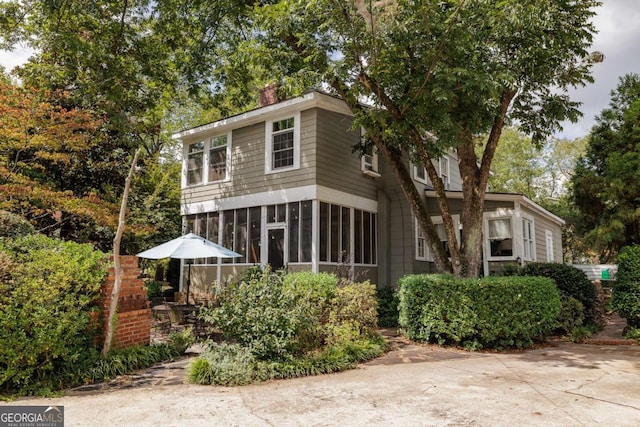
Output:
[[174, 90, 563, 298]]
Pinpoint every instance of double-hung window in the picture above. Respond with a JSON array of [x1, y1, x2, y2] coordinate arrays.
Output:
[[187, 141, 204, 186], [209, 135, 229, 182], [266, 114, 300, 173], [360, 128, 380, 177], [522, 217, 535, 261], [488, 218, 513, 258], [439, 157, 450, 190], [415, 219, 427, 261]]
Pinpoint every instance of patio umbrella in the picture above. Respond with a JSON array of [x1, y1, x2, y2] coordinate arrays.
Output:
[[137, 233, 241, 304]]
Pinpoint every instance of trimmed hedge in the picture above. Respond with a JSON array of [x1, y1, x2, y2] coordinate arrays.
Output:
[[398, 274, 561, 350], [519, 263, 596, 323], [612, 245, 640, 327]]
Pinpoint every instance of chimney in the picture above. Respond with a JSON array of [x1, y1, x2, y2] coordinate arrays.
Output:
[[259, 83, 279, 107]]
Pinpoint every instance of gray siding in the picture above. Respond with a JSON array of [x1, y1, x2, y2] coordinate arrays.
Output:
[[522, 206, 563, 262], [315, 109, 379, 200], [182, 109, 318, 205]]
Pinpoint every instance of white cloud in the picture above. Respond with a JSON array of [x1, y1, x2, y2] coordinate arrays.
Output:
[[0, 45, 35, 73], [558, 0, 640, 139]]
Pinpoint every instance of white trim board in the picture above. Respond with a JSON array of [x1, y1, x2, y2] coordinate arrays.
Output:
[[181, 184, 378, 215]]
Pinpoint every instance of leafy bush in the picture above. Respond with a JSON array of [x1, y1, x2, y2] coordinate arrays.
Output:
[[612, 245, 640, 328], [193, 270, 384, 385], [377, 286, 399, 327], [557, 296, 585, 334], [144, 280, 163, 298], [187, 336, 387, 386], [520, 262, 596, 322], [0, 234, 110, 395], [203, 269, 337, 360], [398, 274, 561, 350], [0, 210, 34, 238]]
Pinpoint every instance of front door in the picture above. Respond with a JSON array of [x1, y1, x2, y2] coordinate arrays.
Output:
[[267, 228, 285, 270]]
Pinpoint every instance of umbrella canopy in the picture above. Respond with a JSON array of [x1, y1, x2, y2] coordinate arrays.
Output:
[[137, 233, 241, 260], [137, 233, 241, 304]]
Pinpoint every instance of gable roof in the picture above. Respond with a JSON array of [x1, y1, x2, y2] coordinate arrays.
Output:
[[172, 90, 352, 140]]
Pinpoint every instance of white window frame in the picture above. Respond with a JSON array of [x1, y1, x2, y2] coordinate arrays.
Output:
[[265, 112, 301, 174], [360, 127, 380, 177], [415, 217, 427, 261], [484, 212, 516, 261], [185, 140, 205, 187], [414, 164, 429, 185], [545, 230, 555, 262], [522, 215, 536, 261], [208, 133, 232, 183], [439, 156, 450, 190], [415, 215, 460, 261]]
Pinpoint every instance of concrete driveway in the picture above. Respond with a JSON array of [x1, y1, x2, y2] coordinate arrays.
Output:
[[5, 340, 639, 427]]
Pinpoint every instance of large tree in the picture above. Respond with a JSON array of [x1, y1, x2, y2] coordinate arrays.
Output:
[[0, 80, 116, 233], [0, 0, 186, 250], [171, 0, 599, 276], [572, 73, 640, 262]]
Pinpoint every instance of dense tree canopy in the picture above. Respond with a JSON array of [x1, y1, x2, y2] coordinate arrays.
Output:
[[1, 1, 601, 270], [0, 1, 188, 250], [572, 73, 640, 262], [0, 81, 117, 237], [171, 0, 599, 276]]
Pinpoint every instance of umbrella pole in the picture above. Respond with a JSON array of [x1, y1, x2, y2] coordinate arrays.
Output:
[[186, 262, 191, 305]]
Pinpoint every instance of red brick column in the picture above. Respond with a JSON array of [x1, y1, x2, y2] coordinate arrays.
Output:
[[98, 256, 151, 349]]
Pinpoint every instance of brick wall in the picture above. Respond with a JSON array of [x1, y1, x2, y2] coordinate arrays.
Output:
[[97, 255, 151, 349]]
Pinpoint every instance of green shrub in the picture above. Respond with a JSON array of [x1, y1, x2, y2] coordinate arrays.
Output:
[[398, 274, 561, 350], [377, 286, 399, 327], [144, 280, 163, 298], [187, 336, 387, 386], [0, 234, 110, 395], [0, 211, 34, 238], [612, 245, 640, 328], [202, 269, 339, 360], [520, 262, 596, 322], [557, 296, 585, 334], [192, 271, 384, 385]]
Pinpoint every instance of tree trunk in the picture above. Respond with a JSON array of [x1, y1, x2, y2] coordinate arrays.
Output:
[[458, 91, 515, 277], [102, 147, 141, 356]]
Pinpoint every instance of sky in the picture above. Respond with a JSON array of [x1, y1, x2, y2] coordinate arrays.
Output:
[[0, 0, 639, 140]]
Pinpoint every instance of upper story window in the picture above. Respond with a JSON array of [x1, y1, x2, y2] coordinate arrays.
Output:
[[414, 155, 451, 188], [209, 135, 230, 182], [184, 133, 232, 187], [187, 141, 204, 186], [439, 157, 450, 190], [265, 113, 300, 173], [488, 217, 513, 258], [360, 128, 380, 177], [545, 230, 555, 262]]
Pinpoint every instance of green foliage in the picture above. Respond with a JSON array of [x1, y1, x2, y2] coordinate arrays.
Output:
[[398, 274, 561, 350], [557, 296, 585, 335], [144, 280, 163, 298], [520, 262, 596, 322], [86, 331, 193, 383], [0, 211, 34, 238], [612, 245, 640, 328], [376, 286, 399, 327], [187, 336, 387, 386], [572, 74, 640, 261], [203, 269, 335, 360], [0, 234, 109, 395], [192, 270, 384, 385]]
